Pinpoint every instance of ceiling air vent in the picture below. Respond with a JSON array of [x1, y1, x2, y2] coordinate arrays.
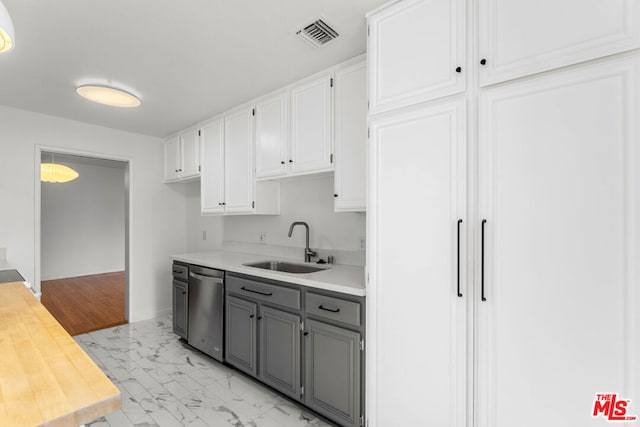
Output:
[[296, 19, 339, 47]]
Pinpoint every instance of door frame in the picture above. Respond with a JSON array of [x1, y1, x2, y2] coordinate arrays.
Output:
[[34, 145, 133, 321]]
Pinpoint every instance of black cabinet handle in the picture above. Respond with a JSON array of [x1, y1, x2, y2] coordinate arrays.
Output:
[[303, 331, 309, 336], [289, 159, 293, 163], [281, 161, 285, 164], [480, 58, 487, 66], [481, 219, 487, 302], [455, 66, 462, 73], [182, 291, 186, 295], [249, 314, 255, 318], [241, 286, 273, 296], [318, 305, 340, 313], [457, 219, 463, 298], [258, 316, 263, 320], [334, 194, 338, 198]]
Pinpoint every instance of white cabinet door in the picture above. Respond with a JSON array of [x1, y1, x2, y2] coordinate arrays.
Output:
[[164, 136, 181, 181], [477, 57, 640, 427], [368, 0, 466, 115], [368, 99, 467, 427], [334, 61, 367, 212], [181, 129, 201, 178], [479, 0, 640, 86], [290, 74, 333, 174], [255, 92, 288, 179], [224, 107, 255, 214], [200, 119, 225, 214]]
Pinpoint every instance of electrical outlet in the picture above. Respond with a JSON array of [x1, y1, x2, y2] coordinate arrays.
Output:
[[259, 232, 267, 244], [202, 230, 207, 240]]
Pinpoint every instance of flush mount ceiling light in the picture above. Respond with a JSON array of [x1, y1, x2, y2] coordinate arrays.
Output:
[[41, 163, 79, 183], [76, 85, 141, 108], [0, 0, 15, 53]]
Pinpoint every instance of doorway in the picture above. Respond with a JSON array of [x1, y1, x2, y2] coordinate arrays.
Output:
[[36, 149, 130, 335]]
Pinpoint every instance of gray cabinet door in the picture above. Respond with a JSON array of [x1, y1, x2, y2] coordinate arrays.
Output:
[[258, 306, 301, 400], [304, 319, 361, 427], [225, 296, 257, 376], [172, 280, 188, 339]]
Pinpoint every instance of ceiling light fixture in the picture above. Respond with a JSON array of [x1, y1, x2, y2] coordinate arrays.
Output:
[[0, 0, 15, 53], [76, 85, 141, 108], [41, 163, 79, 183]]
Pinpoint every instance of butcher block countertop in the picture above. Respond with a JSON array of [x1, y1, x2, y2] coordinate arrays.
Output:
[[0, 282, 121, 427]]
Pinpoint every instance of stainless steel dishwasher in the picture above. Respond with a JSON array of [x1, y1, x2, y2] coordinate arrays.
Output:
[[188, 265, 225, 362]]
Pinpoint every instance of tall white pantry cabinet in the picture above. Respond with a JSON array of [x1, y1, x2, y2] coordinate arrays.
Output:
[[366, 1, 640, 427]]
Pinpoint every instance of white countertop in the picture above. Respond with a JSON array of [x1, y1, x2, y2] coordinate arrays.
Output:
[[171, 250, 366, 297]]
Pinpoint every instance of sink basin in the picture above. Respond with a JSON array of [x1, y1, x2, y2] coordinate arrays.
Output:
[[243, 261, 328, 274]]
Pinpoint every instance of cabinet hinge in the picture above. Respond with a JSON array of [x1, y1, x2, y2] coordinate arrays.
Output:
[[367, 25, 370, 37], [198, 130, 201, 136], [330, 78, 334, 88], [252, 201, 255, 209], [367, 100, 370, 110], [360, 339, 365, 351], [330, 153, 334, 163], [252, 108, 255, 116], [301, 385, 304, 396], [367, 128, 370, 139], [300, 321, 304, 331], [198, 165, 201, 172]]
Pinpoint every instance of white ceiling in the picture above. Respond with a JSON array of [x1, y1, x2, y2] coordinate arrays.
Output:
[[0, 0, 386, 137]]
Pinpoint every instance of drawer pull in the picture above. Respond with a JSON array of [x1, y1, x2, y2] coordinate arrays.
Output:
[[241, 286, 273, 297], [318, 304, 340, 313]]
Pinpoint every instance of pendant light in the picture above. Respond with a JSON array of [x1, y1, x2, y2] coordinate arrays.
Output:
[[0, 0, 14, 53], [41, 154, 79, 183]]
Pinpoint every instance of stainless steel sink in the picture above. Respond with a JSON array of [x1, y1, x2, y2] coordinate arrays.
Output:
[[243, 261, 328, 274]]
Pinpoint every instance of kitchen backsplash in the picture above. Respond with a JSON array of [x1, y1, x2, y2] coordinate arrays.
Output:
[[185, 175, 366, 265]]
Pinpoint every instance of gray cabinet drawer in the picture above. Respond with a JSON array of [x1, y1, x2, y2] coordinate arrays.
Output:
[[227, 275, 301, 310], [306, 292, 361, 327], [172, 263, 188, 281]]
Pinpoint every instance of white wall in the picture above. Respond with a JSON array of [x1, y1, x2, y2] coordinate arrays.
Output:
[[185, 175, 366, 264], [0, 105, 188, 322], [41, 156, 125, 280], [185, 180, 224, 251]]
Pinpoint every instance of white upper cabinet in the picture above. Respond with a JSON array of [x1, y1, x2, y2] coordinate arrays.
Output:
[[180, 129, 201, 178], [479, 0, 640, 86], [201, 110, 280, 216], [290, 74, 333, 174], [163, 130, 201, 182], [224, 106, 255, 214], [368, 0, 466, 115], [255, 92, 288, 179], [200, 119, 225, 215], [334, 60, 367, 212], [164, 136, 181, 182]]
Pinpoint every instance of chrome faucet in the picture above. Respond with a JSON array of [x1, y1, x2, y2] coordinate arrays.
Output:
[[288, 221, 317, 262]]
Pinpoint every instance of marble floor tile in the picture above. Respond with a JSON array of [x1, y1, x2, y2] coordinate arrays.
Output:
[[77, 316, 334, 427]]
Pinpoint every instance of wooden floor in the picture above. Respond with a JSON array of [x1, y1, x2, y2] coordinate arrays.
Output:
[[41, 271, 127, 336]]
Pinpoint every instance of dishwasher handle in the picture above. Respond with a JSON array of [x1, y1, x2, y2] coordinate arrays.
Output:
[[189, 271, 224, 283]]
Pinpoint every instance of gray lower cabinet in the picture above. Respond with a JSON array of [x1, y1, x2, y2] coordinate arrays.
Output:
[[225, 295, 257, 376], [225, 273, 364, 427], [258, 306, 301, 400], [304, 319, 361, 427], [172, 280, 188, 339]]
